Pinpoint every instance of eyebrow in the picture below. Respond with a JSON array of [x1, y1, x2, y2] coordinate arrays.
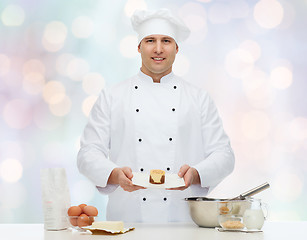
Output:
[[143, 37, 173, 40]]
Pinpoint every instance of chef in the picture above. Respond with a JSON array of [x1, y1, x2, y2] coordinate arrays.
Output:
[[77, 8, 235, 223]]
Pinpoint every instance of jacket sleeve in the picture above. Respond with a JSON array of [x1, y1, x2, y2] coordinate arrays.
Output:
[[77, 89, 119, 193], [192, 91, 235, 190]]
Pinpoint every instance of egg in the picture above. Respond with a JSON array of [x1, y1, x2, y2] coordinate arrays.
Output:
[[89, 216, 95, 225], [83, 205, 98, 216], [69, 216, 78, 226], [67, 206, 82, 216], [78, 214, 90, 227], [79, 203, 87, 212]]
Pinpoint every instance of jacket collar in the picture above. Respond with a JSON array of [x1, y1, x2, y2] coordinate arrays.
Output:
[[138, 70, 175, 84]]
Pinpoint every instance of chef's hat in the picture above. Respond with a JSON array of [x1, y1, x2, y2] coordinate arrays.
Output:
[[131, 8, 190, 44]]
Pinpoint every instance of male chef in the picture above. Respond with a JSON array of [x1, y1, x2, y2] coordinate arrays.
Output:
[[77, 9, 235, 223]]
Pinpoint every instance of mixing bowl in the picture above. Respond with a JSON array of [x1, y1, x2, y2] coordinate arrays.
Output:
[[185, 197, 251, 228]]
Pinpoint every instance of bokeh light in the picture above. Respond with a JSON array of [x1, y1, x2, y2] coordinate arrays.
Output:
[[179, 3, 207, 44], [82, 96, 98, 117], [3, 99, 32, 129], [75, 136, 81, 152], [0, 158, 23, 183], [242, 68, 275, 109], [23, 72, 45, 95], [42, 81, 66, 104], [23, 59, 46, 75], [184, 13, 207, 32], [119, 35, 138, 58], [43, 21, 67, 44], [55, 53, 75, 76], [239, 40, 262, 62], [42, 21, 67, 52], [1, 4, 25, 26], [269, 66, 293, 89], [124, 0, 147, 17], [49, 96, 72, 116], [173, 54, 190, 76], [254, 0, 284, 29], [72, 16, 94, 39], [225, 48, 255, 79], [82, 72, 105, 95], [66, 57, 90, 81], [289, 118, 307, 141]]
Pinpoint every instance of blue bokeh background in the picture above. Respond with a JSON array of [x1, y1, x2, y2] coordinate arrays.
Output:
[[0, 0, 306, 223]]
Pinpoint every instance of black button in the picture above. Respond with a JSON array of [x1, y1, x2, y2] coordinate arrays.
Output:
[[169, 138, 173, 141], [143, 197, 146, 201], [163, 198, 167, 201], [172, 108, 175, 111], [140, 168, 144, 172], [174, 86, 177, 89], [136, 109, 139, 112], [167, 167, 170, 171], [139, 138, 142, 142], [135, 86, 138, 89]]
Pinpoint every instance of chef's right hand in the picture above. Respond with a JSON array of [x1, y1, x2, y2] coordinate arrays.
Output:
[[108, 167, 146, 192]]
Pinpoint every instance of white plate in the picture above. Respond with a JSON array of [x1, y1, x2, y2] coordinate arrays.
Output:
[[132, 172, 185, 189]]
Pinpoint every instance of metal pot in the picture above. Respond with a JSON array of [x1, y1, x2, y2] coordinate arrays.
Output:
[[185, 197, 251, 228]]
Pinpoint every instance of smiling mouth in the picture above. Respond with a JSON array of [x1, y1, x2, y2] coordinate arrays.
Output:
[[152, 57, 165, 61]]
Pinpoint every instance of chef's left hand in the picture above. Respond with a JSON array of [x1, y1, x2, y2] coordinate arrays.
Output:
[[167, 164, 201, 191]]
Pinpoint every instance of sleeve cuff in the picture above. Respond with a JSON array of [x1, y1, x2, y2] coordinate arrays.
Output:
[[96, 184, 119, 195]]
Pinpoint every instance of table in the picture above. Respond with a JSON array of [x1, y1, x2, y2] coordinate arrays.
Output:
[[1, 221, 305, 240]]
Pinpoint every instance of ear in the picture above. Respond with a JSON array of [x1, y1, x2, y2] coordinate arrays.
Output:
[[138, 42, 141, 53], [176, 44, 179, 54]]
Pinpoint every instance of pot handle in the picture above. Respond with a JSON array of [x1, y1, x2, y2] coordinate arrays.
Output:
[[261, 202, 269, 220]]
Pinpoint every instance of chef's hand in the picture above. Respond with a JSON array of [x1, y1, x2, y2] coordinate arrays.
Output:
[[108, 167, 146, 192], [167, 165, 201, 191]]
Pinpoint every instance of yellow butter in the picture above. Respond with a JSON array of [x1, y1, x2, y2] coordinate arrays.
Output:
[[91, 221, 124, 231]]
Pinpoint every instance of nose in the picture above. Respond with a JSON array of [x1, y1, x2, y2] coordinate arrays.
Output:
[[154, 41, 163, 54]]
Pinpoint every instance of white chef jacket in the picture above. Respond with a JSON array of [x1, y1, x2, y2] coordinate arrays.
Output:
[[77, 70, 234, 223]]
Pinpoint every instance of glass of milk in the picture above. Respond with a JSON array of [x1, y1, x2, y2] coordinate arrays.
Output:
[[243, 198, 268, 230]]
